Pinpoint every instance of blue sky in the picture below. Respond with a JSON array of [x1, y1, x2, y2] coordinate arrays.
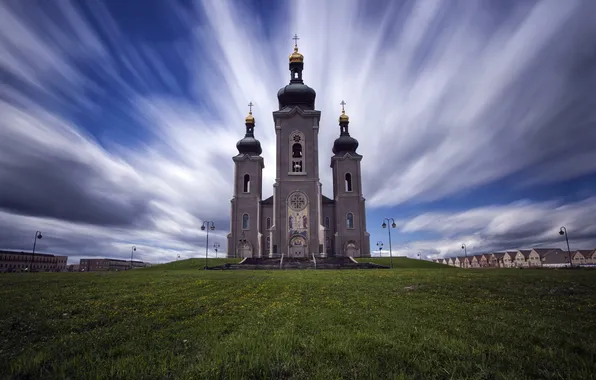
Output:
[[1, 0, 595, 264]]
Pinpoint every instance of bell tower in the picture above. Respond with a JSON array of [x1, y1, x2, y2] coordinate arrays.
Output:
[[330, 101, 371, 257], [271, 35, 324, 258], [227, 103, 264, 258]]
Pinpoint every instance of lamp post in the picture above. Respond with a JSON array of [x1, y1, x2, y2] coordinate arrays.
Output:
[[461, 243, 467, 268], [213, 243, 220, 259], [559, 226, 572, 267], [201, 221, 215, 269], [376, 241, 383, 257], [29, 230, 43, 271], [381, 218, 396, 268], [130, 246, 136, 269]]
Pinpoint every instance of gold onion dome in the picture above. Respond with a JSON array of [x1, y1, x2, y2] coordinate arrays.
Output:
[[339, 110, 349, 123], [289, 46, 304, 63], [245, 111, 255, 124]]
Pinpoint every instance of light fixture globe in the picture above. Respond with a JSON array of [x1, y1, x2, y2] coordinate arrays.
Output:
[[37, 233, 42, 239], [210, 225, 215, 231], [391, 222, 396, 228], [201, 225, 205, 231], [382, 222, 387, 228], [559, 229, 564, 235]]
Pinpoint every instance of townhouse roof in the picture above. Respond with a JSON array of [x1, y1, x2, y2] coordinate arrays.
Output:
[[541, 250, 570, 264]]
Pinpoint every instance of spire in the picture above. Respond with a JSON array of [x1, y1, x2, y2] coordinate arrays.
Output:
[[289, 34, 304, 63], [333, 100, 359, 155], [277, 34, 316, 110], [245, 101, 255, 125], [236, 101, 262, 156], [339, 100, 349, 123]]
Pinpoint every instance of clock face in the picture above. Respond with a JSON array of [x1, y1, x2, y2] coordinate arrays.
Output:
[[288, 192, 306, 211]]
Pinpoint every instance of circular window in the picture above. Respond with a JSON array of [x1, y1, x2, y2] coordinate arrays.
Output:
[[289, 192, 307, 211]]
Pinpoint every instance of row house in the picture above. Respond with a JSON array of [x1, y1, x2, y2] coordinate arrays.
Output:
[[572, 250, 596, 266], [437, 247, 596, 268]]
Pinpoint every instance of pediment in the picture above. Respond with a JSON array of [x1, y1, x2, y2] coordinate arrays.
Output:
[[272, 106, 321, 120]]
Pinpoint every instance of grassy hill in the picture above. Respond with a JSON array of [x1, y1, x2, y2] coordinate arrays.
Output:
[[357, 257, 450, 268], [146, 258, 242, 270], [1, 266, 595, 379]]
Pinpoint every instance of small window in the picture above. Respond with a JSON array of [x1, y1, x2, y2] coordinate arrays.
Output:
[[243, 174, 250, 193], [266, 237, 271, 251], [346, 213, 354, 229], [325, 217, 330, 229], [242, 214, 249, 229], [345, 173, 353, 192]]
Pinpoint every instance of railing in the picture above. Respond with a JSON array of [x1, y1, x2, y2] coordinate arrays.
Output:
[[312, 253, 317, 269], [279, 253, 284, 270]]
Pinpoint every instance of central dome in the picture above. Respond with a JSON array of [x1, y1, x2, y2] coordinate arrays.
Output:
[[277, 83, 316, 110]]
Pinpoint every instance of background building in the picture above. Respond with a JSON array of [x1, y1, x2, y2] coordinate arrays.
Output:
[[0, 250, 67, 273], [79, 258, 151, 272]]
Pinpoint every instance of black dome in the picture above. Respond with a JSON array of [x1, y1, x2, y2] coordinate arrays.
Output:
[[277, 83, 316, 110], [332, 135, 359, 155], [236, 136, 262, 156]]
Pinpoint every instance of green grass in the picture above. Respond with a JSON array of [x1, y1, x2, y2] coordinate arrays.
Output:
[[1, 264, 595, 379], [358, 257, 451, 268]]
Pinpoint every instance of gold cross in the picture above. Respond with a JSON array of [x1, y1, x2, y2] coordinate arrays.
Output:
[[340, 100, 346, 113], [248, 101, 253, 113], [292, 34, 300, 47]]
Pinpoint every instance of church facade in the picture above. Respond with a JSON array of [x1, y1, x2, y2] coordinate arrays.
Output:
[[226, 39, 370, 259]]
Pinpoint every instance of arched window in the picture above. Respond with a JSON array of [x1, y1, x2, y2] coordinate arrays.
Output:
[[242, 214, 249, 229], [289, 133, 305, 174], [266, 217, 271, 229], [266, 237, 271, 251], [243, 174, 250, 193], [346, 213, 354, 229], [325, 217, 330, 229]]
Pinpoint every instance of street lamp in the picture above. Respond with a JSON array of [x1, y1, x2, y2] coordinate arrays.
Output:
[[213, 243, 220, 259], [461, 243, 467, 268], [381, 218, 396, 268], [201, 221, 215, 269], [28, 231, 42, 271], [559, 226, 572, 267], [130, 246, 136, 269], [376, 241, 383, 257]]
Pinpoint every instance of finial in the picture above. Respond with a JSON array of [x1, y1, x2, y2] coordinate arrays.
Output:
[[339, 100, 349, 123], [245, 101, 255, 124], [289, 34, 304, 63], [292, 34, 300, 48]]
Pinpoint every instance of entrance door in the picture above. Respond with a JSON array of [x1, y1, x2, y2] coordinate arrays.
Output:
[[289, 236, 307, 258], [238, 244, 252, 258], [345, 242, 359, 257], [289, 246, 305, 258]]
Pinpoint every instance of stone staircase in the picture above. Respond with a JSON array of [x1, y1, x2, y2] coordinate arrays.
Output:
[[207, 256, 389, 270]]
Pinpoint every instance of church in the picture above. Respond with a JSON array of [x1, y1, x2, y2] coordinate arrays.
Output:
[[226, 37, 370, 259]]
